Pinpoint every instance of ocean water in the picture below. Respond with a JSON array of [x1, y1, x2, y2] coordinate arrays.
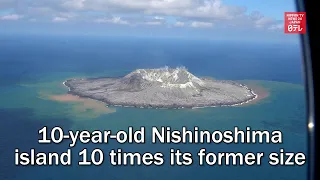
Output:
[[0, 35, 307, 180]]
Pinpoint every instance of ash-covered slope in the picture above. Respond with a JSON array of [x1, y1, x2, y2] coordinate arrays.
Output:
[[64, 67, 257, 108], [120, 67, 204, 92]]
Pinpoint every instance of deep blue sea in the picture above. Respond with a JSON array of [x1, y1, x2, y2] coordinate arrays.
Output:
[[0, 34, 307, 180]]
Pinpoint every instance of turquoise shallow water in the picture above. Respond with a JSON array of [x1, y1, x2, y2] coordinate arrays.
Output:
[[0, 36, 307, 180], [0, 72, 307, 180]]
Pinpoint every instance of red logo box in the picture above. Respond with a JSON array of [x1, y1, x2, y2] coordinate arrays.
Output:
[[284, 12, 306, 34]]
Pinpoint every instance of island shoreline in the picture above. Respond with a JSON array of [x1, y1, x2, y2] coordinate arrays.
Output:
[[62, 77, 262, 109]]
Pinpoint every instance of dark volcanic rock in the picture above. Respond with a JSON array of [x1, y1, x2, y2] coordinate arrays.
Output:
[[64, 67, 257, 108]]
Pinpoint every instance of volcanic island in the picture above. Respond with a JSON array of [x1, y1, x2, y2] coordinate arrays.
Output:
[[63, 67, 257, 109]]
